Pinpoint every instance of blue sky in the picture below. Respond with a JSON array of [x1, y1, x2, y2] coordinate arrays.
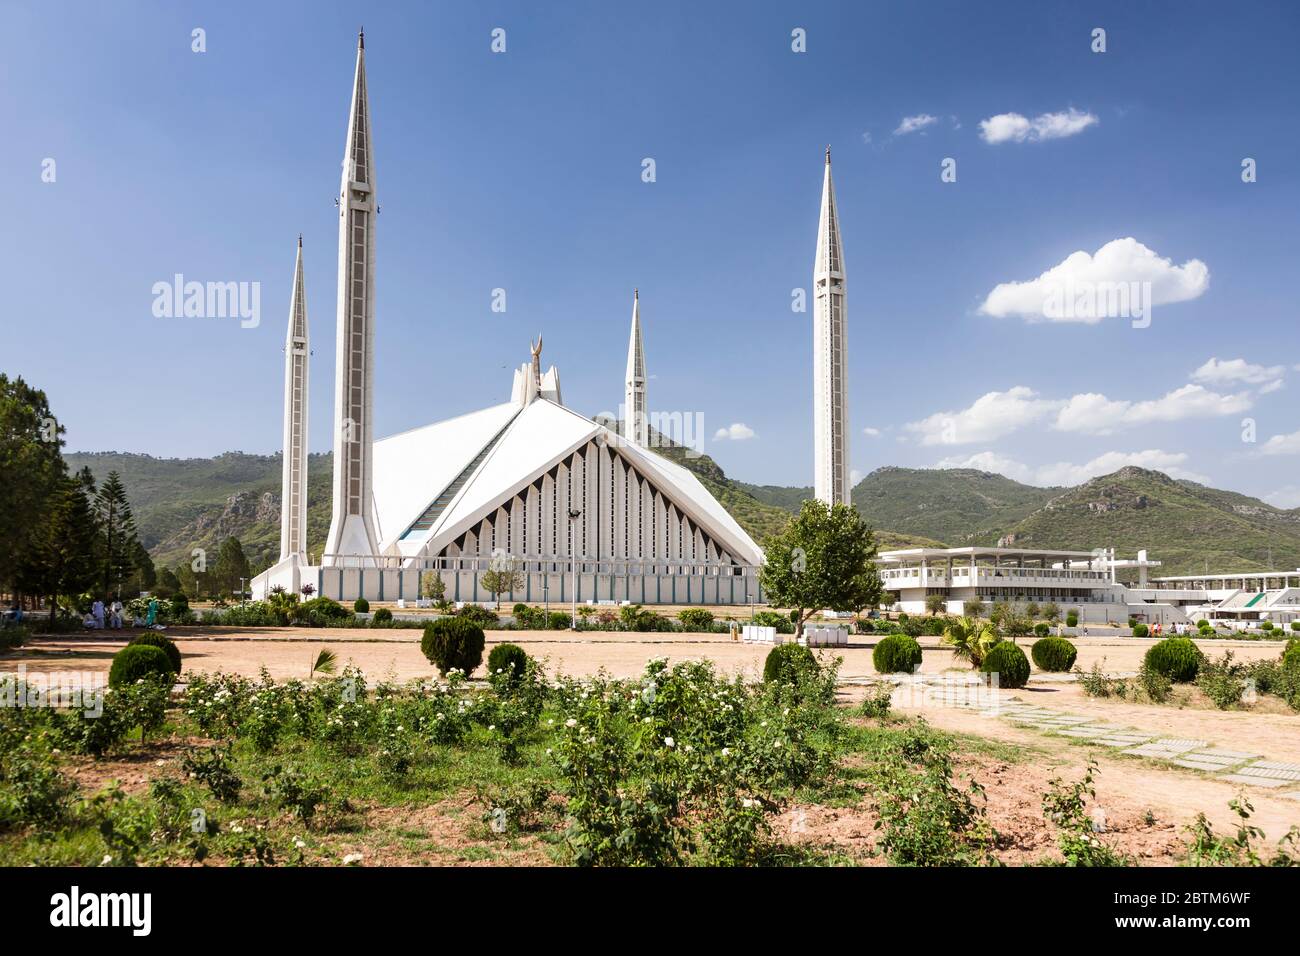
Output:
[[4, 0, 1299, 504]]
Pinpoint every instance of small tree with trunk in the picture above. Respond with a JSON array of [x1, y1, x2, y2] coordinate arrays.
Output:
[[759, 499, 882, 640], [925, 593, 947, 616], [480, 563, 524, 611]]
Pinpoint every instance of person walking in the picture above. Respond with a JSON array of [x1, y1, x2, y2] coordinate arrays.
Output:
[[110, 598, 123, 629], [145, 597, 159, 628], [91, 598, 105, 630]]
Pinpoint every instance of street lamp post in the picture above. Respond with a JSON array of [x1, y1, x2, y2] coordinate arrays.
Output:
[[568, 508, 582, 630]]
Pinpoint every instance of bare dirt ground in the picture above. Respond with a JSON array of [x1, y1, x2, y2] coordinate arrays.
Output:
[[12, 626, 1287, 684], [8, 627, 1299, 860]]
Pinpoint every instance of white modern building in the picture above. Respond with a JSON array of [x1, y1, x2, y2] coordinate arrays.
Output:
[[879, 546, 1300, 628], [253, 33, 764, 605], [1149, 570, 1300, 627]]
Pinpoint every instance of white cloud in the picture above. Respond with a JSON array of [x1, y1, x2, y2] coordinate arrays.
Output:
[[1260, 379, 1284, 394], [979, 108, 1098, 144], [861, 131, 872, 144], [894, 113, 939, 136], [850, 469, 864, 485], [1054, 384, 1251, 435], [904, 387, 1061, 446], [979, 237, 1209, 323], [1261, 429, 1300, 456], [862, 426, 882, 437], [1191, 357, 1284, 389], [937, 449, 1207, 487], [713, 422, 755, 441]]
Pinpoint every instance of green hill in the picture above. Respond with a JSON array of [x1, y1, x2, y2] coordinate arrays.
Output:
[[68, 449, 1299, 580], [990, 467, 1300, 575]]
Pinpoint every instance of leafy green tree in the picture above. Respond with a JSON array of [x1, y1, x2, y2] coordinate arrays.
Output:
[[212, 537, 251, 597], [480, 564, 524, 610], [964, 597, 986, 618], [420, 571, 446, 601], [925, 593, 947, 616], [155, 566, 182, 597], [0, 374, 67, 596], [759, 499, 882, 639], [1042, 602, 1061, 624], [998, 602, 1035, 640], [174, 562, 200, 599], [18, 469, 100, 626], [94, 470, 141, 597]]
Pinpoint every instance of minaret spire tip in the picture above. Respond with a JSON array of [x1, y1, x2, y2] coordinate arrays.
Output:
[[358, 27, 364, 49], [825, 144, 831, 165]]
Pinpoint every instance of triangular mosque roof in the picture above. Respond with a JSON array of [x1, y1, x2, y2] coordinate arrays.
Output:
[[370, 395, 762, 565]]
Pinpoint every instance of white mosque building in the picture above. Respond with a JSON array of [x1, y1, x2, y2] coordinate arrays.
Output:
[[252, 32, 790, 606]]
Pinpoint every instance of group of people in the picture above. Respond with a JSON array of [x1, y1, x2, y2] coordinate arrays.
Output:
[[84, 597, 161, 630]]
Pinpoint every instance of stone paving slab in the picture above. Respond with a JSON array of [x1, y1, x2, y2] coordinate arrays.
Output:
[[1188, 748, 1258, 761], [1172, 758, 1242, 772], [982, 697, 1293, 792], [1233, 765, 1300, 782], [1220, 774, 1293, 789]]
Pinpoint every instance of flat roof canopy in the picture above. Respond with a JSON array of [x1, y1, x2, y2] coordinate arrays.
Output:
[[1153, 569, 1300, 583], [877, 546, 1102, 564]]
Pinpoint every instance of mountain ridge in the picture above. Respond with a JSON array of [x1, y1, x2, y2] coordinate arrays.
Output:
[[64, 452, 1300, 577]]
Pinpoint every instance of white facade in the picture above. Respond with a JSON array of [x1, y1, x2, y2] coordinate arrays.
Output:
[[878, 546, 1189, 625], [279, 237, 310, 563], [813, 147, 851, 507], [259, 348, 765, 604], [880, 547, 1300, 627], [323, 30, 381, 564]]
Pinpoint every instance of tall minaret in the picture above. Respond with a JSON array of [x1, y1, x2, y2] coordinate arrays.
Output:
[[279, 236, 310, 563], [623, 289, 648, 446], [813, 146, 851, 507], [324, 29, 380, 564]]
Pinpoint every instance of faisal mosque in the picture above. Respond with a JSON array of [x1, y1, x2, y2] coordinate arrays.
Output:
[[252, 32, 850, 606]]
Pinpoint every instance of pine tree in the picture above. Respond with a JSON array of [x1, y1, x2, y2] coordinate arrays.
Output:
[[94, 470, 141, 597], [0, 374, 68, 595], [213, 537, 251, 597], [19, 468, 100, 626]]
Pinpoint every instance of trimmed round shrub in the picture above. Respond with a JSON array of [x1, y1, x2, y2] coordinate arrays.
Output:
[[295, 597, 351, 626], [109, 644, 174, 687], [1196, 619, 1209, 628], [128, 632, 181, 674], [981, 641, 1030, 689], [1065, 611, 1079, 627], [763, 643, 817, 684], [678, 608, 715, 631], [872, 633, 922, 674], [1291, 621, 1300, 632], [1143, 637, 1204, 683], [1283, 638, 1300, 669], [1260, 621, 1273, 632], [421, 617, 486, 676], [456, 605, 499, 626], [1131, 623, 1149, 638], [1033, 622, 1050, 638], [354, 597, 370, 613], [487, 642, 530, 682], [371, 607, 393, 626], [1031, 636, 1077, 672]]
